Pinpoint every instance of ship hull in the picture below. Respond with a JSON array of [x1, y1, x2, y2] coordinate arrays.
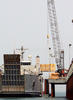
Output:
[[0, 74, 42, 97], [0, 92, 42, 97]]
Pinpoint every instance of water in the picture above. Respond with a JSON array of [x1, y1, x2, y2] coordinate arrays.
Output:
[[0, 92, 69, 100], [0, 97, 68, 100]]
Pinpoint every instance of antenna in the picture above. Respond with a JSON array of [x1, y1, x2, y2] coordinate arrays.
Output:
[[13, 38, 16, 54], [14, 50, 15, 54], [16, 45, 28, 61]]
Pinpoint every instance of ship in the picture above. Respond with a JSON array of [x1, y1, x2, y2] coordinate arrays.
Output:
[[0, 46, 43, 97]]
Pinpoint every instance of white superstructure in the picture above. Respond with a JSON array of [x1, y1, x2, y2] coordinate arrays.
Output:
[[20, 56, 40, 75], [16, 46, 40, 75]]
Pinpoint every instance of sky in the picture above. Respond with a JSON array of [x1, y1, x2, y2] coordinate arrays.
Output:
[[0, 0, 73, 68], [0, 0, 73, 93]]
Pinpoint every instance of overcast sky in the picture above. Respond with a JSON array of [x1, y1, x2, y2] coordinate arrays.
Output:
[[0, 0, 73, 69], [0, 0, 73, 93]]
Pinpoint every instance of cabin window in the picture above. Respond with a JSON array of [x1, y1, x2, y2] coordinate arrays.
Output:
[[14, 70, 16, 74], [14, 76, 16, 80], [21, 62, 31, 65], [9, 75, 11, 80], [17, 75, 19, 80], [17, 65, 19, 69], [9, 70, 10, 74], [9, 81, 11, 85], [14, 65, 16, 69], [6, 75, 8, 80], [2, 81, 6, 85], [11, 65, 13, 69], [12, 76, 13, 80], [2, 75, 5, 80], [12, 81, 13, 85], [11, 70, 13, 74], [6, 70, 7, 74], [5, 65, 8, 69], [6, 81, 8, 85], [15, 81, 16, 85], [17, 70, 19, 74], [17, 81, 19, 85], [20, 81, 23, 85]]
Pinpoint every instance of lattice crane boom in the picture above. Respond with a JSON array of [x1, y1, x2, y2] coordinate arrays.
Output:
[[47, 0, 63, 70]]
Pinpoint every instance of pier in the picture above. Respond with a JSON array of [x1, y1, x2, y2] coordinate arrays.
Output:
[[44, 60, 73, 100], [49, 77, 66, 97]]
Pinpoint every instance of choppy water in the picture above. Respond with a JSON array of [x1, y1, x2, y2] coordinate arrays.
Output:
[[0, 92, 68, 100]]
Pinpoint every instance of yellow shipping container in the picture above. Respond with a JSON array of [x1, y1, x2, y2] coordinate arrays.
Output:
[[40, 64, 55, 72]]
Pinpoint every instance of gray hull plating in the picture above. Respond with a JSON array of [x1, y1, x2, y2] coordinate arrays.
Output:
[[25, 74, 42, 93]]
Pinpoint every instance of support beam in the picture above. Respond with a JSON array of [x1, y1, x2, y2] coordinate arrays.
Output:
[[44, 79, 49, 94], [51, 83, 55, 97]]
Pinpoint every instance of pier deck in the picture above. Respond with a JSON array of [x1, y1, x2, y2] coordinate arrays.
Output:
[[48, 61, 73, 99], [49, 77, 66, 84]]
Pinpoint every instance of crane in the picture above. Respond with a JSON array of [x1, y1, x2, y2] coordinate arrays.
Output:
[[47, 0, 64, 75]]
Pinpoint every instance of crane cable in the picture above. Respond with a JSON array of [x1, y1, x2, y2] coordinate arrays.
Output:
[[42, 5, 50, 65]]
